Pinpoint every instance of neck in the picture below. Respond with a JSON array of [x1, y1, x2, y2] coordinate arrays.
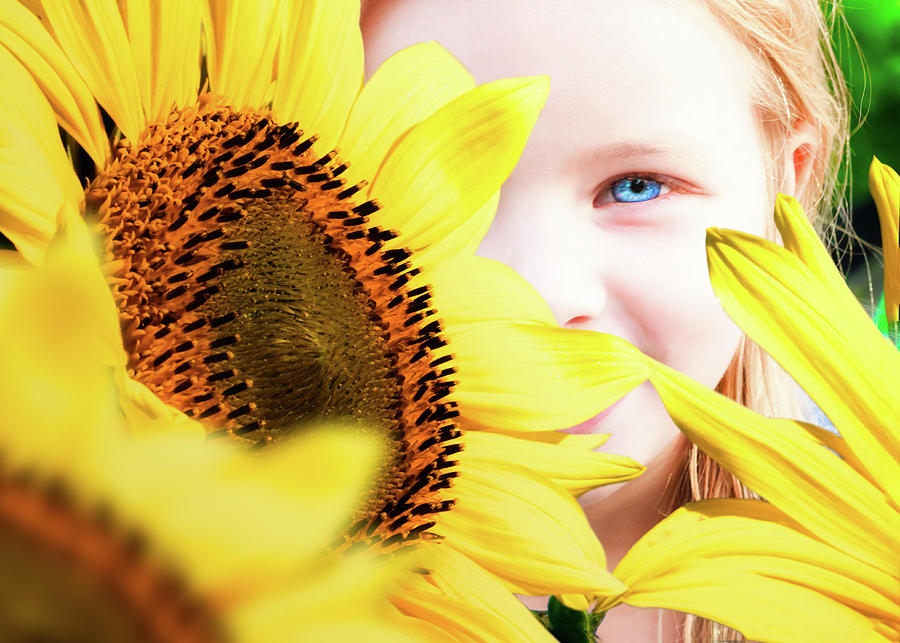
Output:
[[584, 434, 688, 642]]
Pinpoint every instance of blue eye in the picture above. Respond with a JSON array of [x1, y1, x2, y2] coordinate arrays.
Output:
[[611, 177, 663, 203]]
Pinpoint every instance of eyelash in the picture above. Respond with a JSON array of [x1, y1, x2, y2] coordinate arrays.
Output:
[[592, 173, 675, 207]]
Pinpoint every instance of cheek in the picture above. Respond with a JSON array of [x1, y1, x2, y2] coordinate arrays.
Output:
[[616, 227, 743, 389]]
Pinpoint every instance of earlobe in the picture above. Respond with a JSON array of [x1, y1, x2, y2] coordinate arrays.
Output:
[[780, 120, 820, 198]]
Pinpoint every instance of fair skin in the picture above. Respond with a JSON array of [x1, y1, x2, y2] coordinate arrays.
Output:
[[363, 1, 815, 639]]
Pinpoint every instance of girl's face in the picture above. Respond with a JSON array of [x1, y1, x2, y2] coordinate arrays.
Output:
[[362, 0, 774, 468]]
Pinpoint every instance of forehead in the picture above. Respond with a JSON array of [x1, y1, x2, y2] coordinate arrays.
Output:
[[362, 0, 759, 166]]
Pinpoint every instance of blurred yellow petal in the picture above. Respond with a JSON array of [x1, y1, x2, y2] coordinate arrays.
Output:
[[0, 0, 108, 163], [341, 40, 474, 191], [870, 157, 900, 322], [0, 231, 117, 472], [118, 0, 202, 123], [87, 429, 382, 593], [203, 0, 283, 109], [370, 76, 548, 259], [273, 0, 361, 152], [40, 0, 145, 141]]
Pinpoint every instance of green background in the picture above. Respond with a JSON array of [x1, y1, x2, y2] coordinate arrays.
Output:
[[834, 0, 900, 302]]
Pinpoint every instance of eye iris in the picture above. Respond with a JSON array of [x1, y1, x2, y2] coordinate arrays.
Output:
[[611, 177, 662, 203]]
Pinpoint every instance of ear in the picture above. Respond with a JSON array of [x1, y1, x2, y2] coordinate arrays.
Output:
[[778, 120, 819, 198]]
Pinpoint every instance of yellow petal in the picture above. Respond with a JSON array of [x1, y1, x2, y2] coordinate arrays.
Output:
[[273, 0, 361, 152], [425, 257, 652, 431], [435, 459, 626, 600], [0, 0, 108, 163], [450, 324, 652, 432], [87, 428, 383, 594], [707, 222, 900, 507], [869, 158, 900, 322], [649, 362, 900, 571], [425, 254, 557, 328], [463, 430, 643, 497], [0, 221, 119, 472], [773, 194, 850, 302], [411, 192, 500, 268], [370, 76, 549, 259], [203, 0, 283, 110], [340, 40, 474, 191], [409, 542, 558, 642], [40, 0, 145, 141], [391, 586, 517, 643], [118, 0, 202, 123], [0, 122, 65, 263], [612, 500, 897, 642], [0, 43, 81, 208]]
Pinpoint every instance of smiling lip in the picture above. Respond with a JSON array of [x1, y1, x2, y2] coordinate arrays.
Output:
[[562, 398, 622, 434]]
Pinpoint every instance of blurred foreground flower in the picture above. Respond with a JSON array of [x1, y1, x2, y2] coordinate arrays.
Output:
[[596, 192, 900, 642], [0, 1, 647, 637], [0, 227, 438, 642]]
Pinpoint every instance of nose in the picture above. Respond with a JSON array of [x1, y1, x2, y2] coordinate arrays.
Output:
[[522, 255, 608, 328], [476, 212, 607, 329]]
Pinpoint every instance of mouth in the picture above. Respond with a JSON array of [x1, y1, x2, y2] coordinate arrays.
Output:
[[562, 397, 623, 434]]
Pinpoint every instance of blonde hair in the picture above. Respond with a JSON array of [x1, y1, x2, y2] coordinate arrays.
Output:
[[662, 2, 852, 641]]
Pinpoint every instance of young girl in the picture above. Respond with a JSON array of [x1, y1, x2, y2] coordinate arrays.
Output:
[[361, 1, 850, 640]]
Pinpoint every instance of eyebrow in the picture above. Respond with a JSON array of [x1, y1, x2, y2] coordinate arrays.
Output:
[[585, 141, 699, 163]]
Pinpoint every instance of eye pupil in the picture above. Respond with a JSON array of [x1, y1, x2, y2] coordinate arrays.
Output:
[[607, 176, 663, 204]]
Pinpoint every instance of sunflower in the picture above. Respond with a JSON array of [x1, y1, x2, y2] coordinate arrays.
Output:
[[0, 223, 437, 642], [593, 192, 900, 642], [0, 0, 649, 635]]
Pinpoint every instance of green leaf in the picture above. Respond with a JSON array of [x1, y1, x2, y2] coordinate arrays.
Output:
[[546, 595, 596, 643]]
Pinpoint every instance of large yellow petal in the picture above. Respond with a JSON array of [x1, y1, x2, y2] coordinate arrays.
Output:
[[423, 256, 652, 431], [609, 501, 892, 643], [370, 76, 548, 260], [450, 323, 652, 432], [340, 40, 474, 191], [40, 0, 145, 141], [203, 0, 283, 110], [869, 158, 900, 322], [463, 430, 643, 497], [273, 0, 362, 152], [649, 362, 900, 572], [118, 0, 202, 123], [0, 0, 108, 163], [434, 458, 627, 600], [707, 219, 900, 506]]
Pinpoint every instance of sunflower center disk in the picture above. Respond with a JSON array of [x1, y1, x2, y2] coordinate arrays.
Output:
[[89, 98, 462, 547], [0, 473, 220, 642]]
